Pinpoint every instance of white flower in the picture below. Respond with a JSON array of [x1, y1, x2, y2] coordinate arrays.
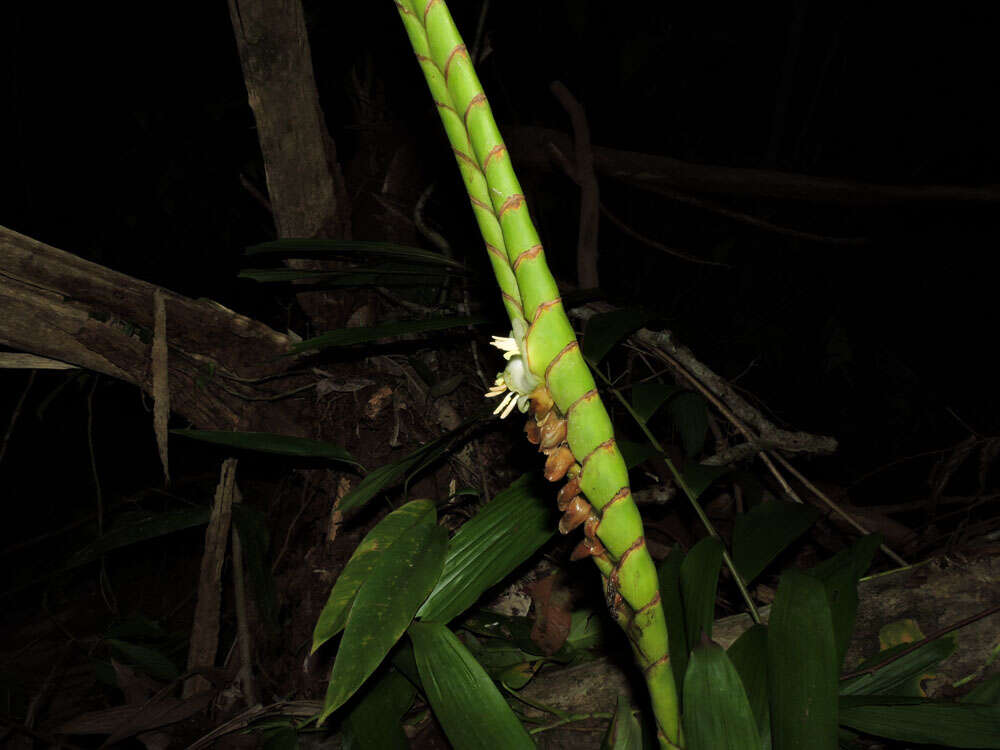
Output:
[[484, 320, 540, 419]]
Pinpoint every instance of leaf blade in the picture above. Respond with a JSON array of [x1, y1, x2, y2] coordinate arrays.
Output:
[[582, 308, 653, 364], [313, 500, 436, 653], [682, 637, 761, 750], [417, 474, 554, 623], [680, 537, 724, 648], [292, 315, 490, 354], [319, 507, 447, 722], [170, 429, 360, 468], [838, 696, 1000, 748], [767, 569, 839, 750], [733, 500, 820, 584], [408, 621, 534, 749]]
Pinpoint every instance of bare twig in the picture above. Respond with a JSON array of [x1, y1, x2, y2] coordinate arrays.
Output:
[[839, 602, 1000, 681], [570, 303, 909, 565], [547, 142, 727, 268], [0, 370, 34, 466]]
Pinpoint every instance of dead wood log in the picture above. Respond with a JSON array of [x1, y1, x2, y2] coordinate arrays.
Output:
[[0, 224, 310, 434]]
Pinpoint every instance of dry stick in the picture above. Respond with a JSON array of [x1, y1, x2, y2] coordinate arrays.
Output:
[[86, 375, 117, 615], [547, 143, 726, 268], [550, 82, 600, 289], [469, 0, 491, 62], [184, 458, 237, 698], [0, 353, 77, 369], [152, 288, 170, 485], [572, 304, 906, 564], [647, 184, 869, 246], [231, 484, 258, 706], [643, 334, 907, 566], [770, 451, 907, 565], [185, 701, 321, 750], [0, 370, 34, 466], [598, 196, 732, 268], [839, 602, 1000, 681]]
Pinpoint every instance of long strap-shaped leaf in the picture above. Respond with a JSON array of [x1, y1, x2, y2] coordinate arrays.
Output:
[[394, 2, 681, 747]]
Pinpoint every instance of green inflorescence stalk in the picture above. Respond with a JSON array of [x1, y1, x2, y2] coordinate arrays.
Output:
[[394, 2, 682, 747]]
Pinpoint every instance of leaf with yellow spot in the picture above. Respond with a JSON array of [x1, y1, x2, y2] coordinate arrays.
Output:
[[317, 500, 447, 724]]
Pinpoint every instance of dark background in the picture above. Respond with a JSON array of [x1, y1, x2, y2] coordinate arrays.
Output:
[[1, 0, 998, 738]]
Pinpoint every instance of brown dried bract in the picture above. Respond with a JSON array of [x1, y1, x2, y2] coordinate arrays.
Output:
[[556, 476, 581, 511], [524, 418, 540, 445], [558, 495, 592, 535], [544, 445, 575, 481], [530, 385, 554, 416], [570, 536, 606, 561], [539, 415, 568, 450]]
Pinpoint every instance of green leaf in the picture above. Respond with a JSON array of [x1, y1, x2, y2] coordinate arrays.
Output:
[[631, 382, 678, 423], [680, 537, 724, 648], [727, 624, 770, 750], [408, 621, 534, 749], [657, 546, 689, 702], [563, 609, 609, 657], [65, 509, 211, 569], [667, 392, 708, 457], [602, 696, 644, 750], [838, 695, 1000, 748], [292, 315, 490, 354], [460, 629, 539, 672], [417, 475, 554, 623], [498, 662, 537, 689], [313, 500, 438, 653], [617, 438, 661, 470], [104, 615, 168, 642], [170, 429, 360, 468], [339, 420, 479, 513], [319, 502, 447, 723], [733, 500, 820, 583], [460, 610, 540, 652], [680, 464, 729, 501], [682, 637, 761, 750], [261, 726, 299, 750], [840, 634, 957, 697], [963, 673, 1000, 705], [245, 239, 467, 269], [342, 669, 415, 750], [106, 639, 179, 681], [238, 266, 452, 287], [390, 642, 422, 691], [768, 569, 839, 750], [582, 308, 653, 364], [807, 534, 882, 669]]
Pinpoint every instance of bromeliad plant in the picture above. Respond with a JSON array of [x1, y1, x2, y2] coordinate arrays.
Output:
[[394, 0, 680, 746]]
